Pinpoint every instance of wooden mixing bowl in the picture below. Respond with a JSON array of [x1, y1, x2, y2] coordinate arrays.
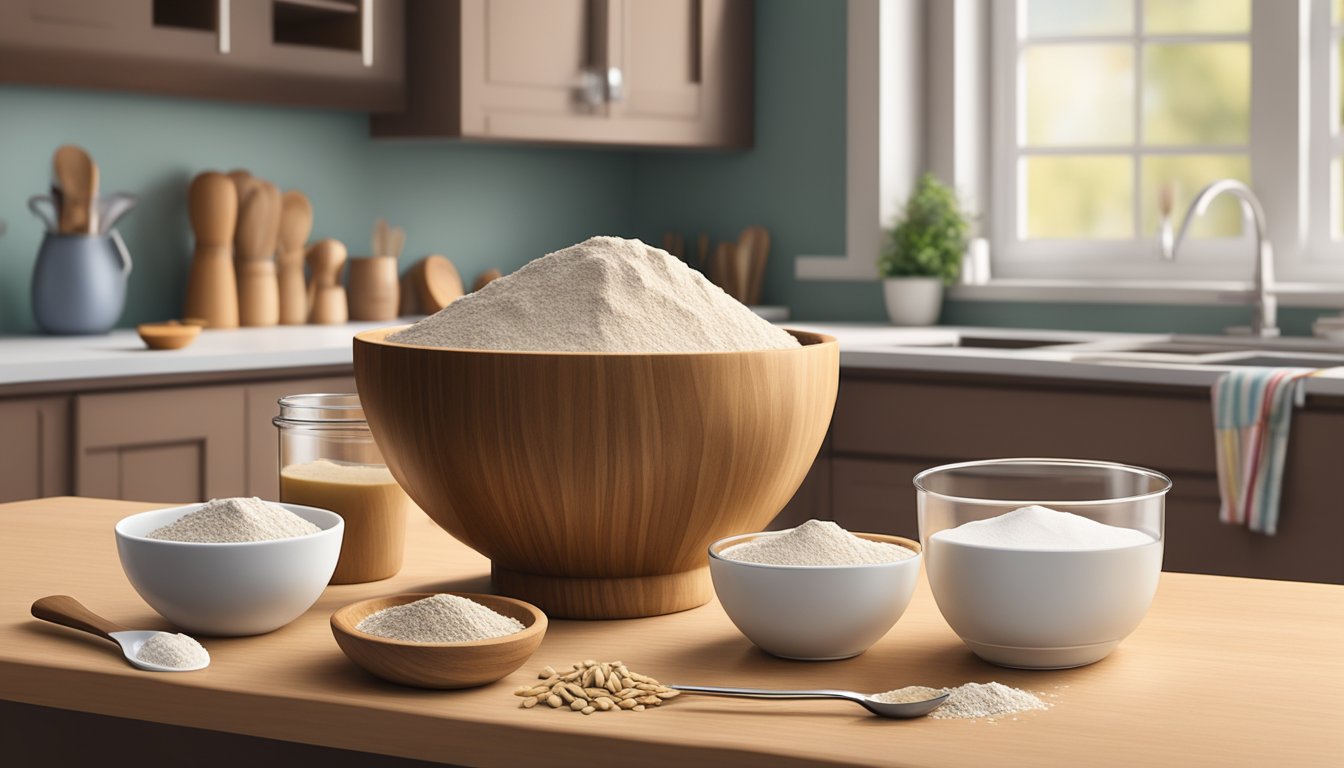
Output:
[[330, 592, 546, 689], [353, 328, 839, 619]]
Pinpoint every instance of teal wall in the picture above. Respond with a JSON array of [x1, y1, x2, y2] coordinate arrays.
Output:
[[0, 87, 635, 333], [2, 0, 1339, 336]]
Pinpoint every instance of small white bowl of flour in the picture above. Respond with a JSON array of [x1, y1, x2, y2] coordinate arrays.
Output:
[[115, 498, 344, 636], [709, 520, 921, 660]]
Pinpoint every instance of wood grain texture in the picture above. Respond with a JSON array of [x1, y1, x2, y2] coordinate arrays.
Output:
[[236, 180, 282, 327], [52, 144, 97, 234], [31, 595, 125, 641], [306, 239, 349, 325], [276, 190, 313, 325], [330, 592, 545, 689], [353, 329, 839, 618], [348, 256, 401, 321], [0, 497, 1340, 767], [183, 171, 239, 329]]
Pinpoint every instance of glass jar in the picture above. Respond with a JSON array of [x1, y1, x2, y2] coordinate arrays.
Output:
[[914, 458, 1170, 669], [273, 393, 411, 584]]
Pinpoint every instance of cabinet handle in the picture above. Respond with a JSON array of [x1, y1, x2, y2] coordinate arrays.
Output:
[[606, 66, 624, 103], [361, 0, 374, 67], [217, 0, 230, 54]]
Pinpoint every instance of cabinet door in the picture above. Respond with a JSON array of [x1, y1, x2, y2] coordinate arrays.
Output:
[[75, 387, 246, 503], [244, 376, 356, 501], [0, 397, 72, 503], [830, 457, 924, 540], [0, 0, 403, 110]]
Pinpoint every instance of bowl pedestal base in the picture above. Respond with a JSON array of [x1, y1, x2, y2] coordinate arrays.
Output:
[[963, 638, 1121, 669], [492, 564, 713, 620]]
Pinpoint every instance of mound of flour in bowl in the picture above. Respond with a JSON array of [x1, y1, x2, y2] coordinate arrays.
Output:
[[719, 519, 916, 566], [931, 505, 1154, 550], [387, 236, 800, 353], [356, 594, 524, 643], [147, 497, 320, 543]]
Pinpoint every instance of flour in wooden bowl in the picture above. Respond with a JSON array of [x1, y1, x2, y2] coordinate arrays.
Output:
[[387, 236, 800, 353]]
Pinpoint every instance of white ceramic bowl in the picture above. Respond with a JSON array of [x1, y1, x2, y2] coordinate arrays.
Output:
[[708, 531, 922, 660], [916, 459, 1170, 669], [115, 503, 344, 636]]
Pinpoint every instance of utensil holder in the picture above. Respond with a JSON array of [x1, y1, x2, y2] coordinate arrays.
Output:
[[31, 230, 132, 335]]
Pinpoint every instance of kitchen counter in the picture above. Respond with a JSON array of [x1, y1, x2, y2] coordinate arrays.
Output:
[[5, 322, 1344, 396], [3, 497, 1341, 767]]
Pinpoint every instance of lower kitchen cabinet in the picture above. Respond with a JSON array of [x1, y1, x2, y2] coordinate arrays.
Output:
[[0, 368, 357, 505], [0, 397, 71, 503], [75, 386, 248, 503]]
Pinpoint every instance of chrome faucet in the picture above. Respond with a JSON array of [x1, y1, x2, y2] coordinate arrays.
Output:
[[1160, 179, 1278, 338]]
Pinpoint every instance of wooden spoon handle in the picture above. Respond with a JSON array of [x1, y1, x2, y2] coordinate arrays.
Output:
[[31, 595, 127, 641]]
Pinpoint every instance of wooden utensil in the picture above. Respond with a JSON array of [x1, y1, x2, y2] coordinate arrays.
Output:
[[330, 593, 546, 689], [388, 226, 405, 262], [348, 256, 400, 321], [405, 254, 463, 313], [276, 190, 313, 325], [31, 595, 209, 672], [697, 232, 711, 269], [52, 145, 98, 234], [399, 270, 419, 315], [235, 180, 281, 327], [662, 232, 685, 261], [306, 238, 348, 324], [226, 169, 252, 200], [744, 226, 770, 305], [733, 229, 756, 304], [711, 241, 736, 298], [472, 268, 502, 292], [351, 328, 839, 618], [183, 171, 240, 328]]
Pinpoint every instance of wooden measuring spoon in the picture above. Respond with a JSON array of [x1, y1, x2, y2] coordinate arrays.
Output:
[[276, 190, 313, 325], [31, 595, 209, 673], [236, 180, 281, 326], [183, 171, 239, 328], [744, 226, 770, 305], [53, 145, 99, 234], [306, 238, 348, 324]]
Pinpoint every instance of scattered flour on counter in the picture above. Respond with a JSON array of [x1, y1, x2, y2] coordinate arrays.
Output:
[[356, 594, 525, 643], [719, 519, 917, 566], [147, 497, 320, 543], [930, 505, 1155, 550], [387, 236, 800, 353], [873, 682, 1050, 720], [137, 632, 209, 670]]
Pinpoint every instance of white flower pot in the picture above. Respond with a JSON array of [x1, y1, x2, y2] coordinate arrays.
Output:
[[882, 277, 944, 326]]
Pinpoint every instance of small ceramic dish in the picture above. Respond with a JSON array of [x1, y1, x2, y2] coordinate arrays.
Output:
[[137, 321, 202, 350], [331, 592, 547, 689], [708, 531, 922, 660]]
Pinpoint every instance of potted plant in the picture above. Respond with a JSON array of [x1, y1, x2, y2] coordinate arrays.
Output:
[[877, 173, 969, 326]]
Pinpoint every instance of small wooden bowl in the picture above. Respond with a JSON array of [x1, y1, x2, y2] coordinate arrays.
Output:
[[330, 592, 547, 689], [137, 321, 202, 350]]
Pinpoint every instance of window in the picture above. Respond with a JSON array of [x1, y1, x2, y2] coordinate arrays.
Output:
[[990, 0, 1340, 285]]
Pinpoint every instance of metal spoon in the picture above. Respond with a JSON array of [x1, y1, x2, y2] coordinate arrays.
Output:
[[669, 684, 949, 719], [31, 595, 209, 673]]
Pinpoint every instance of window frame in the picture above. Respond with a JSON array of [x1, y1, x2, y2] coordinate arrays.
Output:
[[989, 0, 1317, 283]]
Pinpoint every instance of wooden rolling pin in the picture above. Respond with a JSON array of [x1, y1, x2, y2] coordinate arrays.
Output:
[[182, 171, 239, 328], [306, 238, 348, 325], [236, 180, 281, 327], [276, 190, 312, 325]]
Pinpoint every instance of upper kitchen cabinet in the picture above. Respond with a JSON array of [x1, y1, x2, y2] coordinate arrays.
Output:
[[0, 0, 405, 111], [372, 0, 753, 149]]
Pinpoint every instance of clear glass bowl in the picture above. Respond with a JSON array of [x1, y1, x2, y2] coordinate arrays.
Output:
[[915, 458, 1171, 669]]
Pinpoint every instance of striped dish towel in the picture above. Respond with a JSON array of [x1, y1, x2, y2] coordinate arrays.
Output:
[[1211, 367, 1315, 535]]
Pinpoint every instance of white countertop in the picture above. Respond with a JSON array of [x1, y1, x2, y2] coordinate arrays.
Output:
[[3, 321, 1344, 397]]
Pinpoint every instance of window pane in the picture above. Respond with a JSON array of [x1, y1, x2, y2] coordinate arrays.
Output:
[[1025, 45, 1134, 146], [1143, 0, 1249, 35], [1333, 158, 1344, 240], [1141, 154, 1251, 239], [1026, 0, 1133, 37], [1143, 43, 1249, 145], [1025, 156, 1134, 239]]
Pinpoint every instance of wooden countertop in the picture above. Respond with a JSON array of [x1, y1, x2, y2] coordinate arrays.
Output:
[[2, 497, 1341, 767]]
